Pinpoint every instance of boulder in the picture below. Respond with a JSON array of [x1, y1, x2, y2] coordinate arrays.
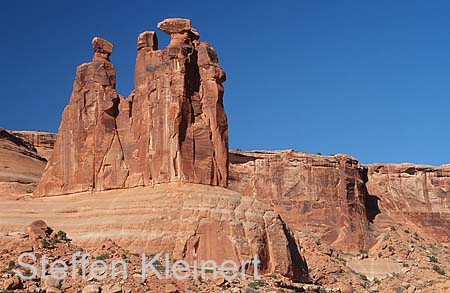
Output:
[[82, 284, 101, 293], [3, 276, 22, 290], [27, 219, 51, 240]]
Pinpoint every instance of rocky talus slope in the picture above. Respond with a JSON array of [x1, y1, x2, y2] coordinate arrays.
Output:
[[0, 221, 334, 293], [0, 183, 308, 281]]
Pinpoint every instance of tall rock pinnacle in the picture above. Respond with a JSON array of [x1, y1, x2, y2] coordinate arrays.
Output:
[[35, 18, 229, 196]]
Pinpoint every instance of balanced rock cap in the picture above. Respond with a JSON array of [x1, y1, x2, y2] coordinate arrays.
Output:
[[92, 37, 113, 55], [157, 18, 191, 34], [137, 31, 158, 51]]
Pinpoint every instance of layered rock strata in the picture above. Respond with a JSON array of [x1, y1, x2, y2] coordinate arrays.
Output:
[[229, 150, 371, 250], [0, 129, 47, 198], [366, 163, 450, 241], [11, 131, 56, 159], [0, 184, 309, 281]]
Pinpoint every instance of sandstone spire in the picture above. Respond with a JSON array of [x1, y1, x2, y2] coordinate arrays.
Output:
[[35, 19, 229, 196]]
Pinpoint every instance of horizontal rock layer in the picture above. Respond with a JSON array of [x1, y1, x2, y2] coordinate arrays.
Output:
[[229, 150, 371, 250], [11, 131, 56, 160], [0, 129, 47, 199], [0, 183, 308, 281]]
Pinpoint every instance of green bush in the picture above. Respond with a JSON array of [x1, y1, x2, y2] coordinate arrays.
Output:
[[248, 280, 266, 288], [429, 255, 438, 263], [57, 230, 68, 240], [432, 265, 445, 275], [41, 239, 50, 248], [7, 260, 15, 271], [95, 253, 109, 261]]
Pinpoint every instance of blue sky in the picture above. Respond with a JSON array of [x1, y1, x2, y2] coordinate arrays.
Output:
[[0, 1, 449, 165]]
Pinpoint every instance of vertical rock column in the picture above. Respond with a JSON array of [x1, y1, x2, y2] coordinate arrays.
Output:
[[34, 38, 128, 196], [123, 18, 228, 188], [35, 18, 229, 196]]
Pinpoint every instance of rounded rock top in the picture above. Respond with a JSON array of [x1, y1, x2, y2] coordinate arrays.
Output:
[[92, 37, 113, 55], [157, 18, 191, 34], [137, 31, 158, 50]]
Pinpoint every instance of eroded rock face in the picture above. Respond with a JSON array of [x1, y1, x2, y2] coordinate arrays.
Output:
[[11, 131, 56, 160], [0, 184, 309, 280], [366, 164, 450, 241], [34, 37, 124, 196], [35, 18, 228, 196], [0, 129, 47, 198], [229, 150, 371, 250]]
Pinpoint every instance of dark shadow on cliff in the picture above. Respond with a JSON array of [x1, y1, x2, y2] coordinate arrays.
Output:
[[365, 193, 381, 223], [281, 221, 311, 283], [360, 167, 381, 223]]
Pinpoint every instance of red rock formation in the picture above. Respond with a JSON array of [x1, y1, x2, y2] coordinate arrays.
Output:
[[366, 163, 450, 241], [34, 37, 125, 196], [0, 129, 47, 198], [229, 150, 371, 250], [11, 131, 55, 150], [0, 184, 309, 281], [34, 18, 228, 196], [118, 18, 228, 188], [11, 131, 56, 159]]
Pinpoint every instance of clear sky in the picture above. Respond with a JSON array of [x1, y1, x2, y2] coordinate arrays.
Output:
[[0, 0, 449, 165]]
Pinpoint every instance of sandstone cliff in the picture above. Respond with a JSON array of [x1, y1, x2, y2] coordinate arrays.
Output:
[[0, 129, 47, 199], [366, 163, 450, 241], [11, 131, 56, 160], [229, 150, 371, 250], [34, 18, 228, 196]]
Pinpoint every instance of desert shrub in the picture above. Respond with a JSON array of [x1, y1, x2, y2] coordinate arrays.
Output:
[[429, 255, 438, 263], [50, 238, 59, 246], [95, 253, 109, 261], [41, 239, 50, 248], [248, 280, 266, 288], [7, 260, 16, 271], [57, 230, 68, 240], [432, 265, 445, 275]]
